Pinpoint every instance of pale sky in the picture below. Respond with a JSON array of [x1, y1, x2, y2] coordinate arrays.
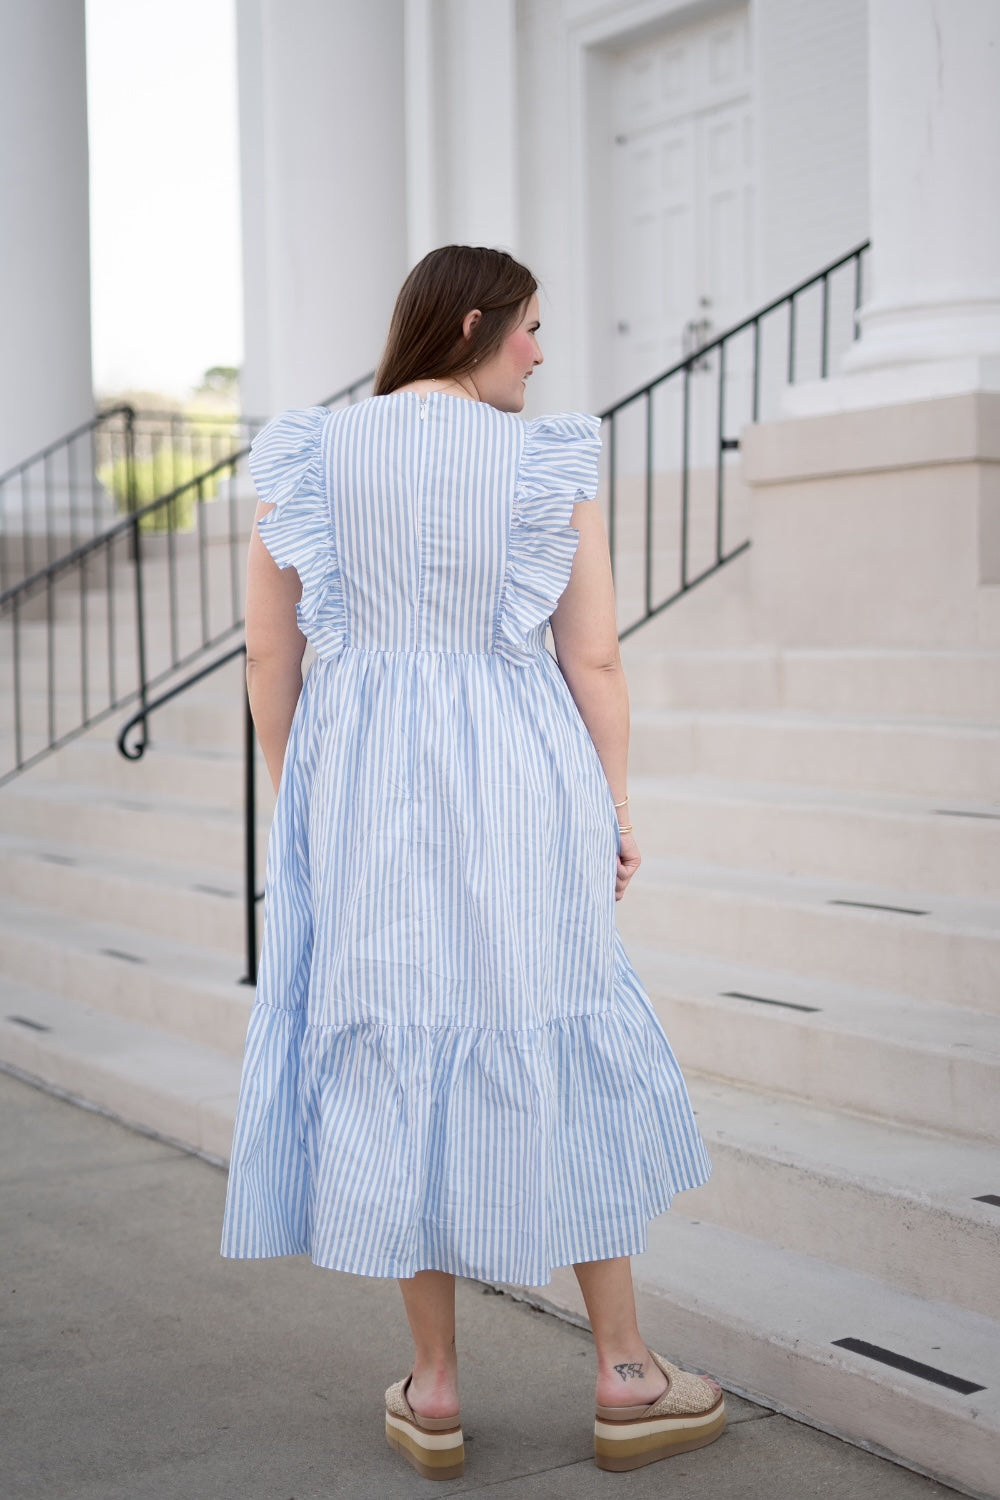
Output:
[[86, 0, 243, 398]]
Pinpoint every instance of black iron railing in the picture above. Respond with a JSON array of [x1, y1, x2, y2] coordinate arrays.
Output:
[[0, 406, 270, 593], [0, 373, 374, 787], [117, 641, 260, 985], [601, 240, 869, 637]]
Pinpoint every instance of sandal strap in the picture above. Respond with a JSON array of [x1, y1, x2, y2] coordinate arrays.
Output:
[[594, 1353, 720, 1421], [384, 1375, 462, 1432], [645, 1352, 720, 1417]]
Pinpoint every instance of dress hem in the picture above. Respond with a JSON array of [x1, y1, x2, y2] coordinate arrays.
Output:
[[218, 1175, 711, 1286]]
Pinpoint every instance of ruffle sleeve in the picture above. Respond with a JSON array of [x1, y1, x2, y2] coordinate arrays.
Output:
[[249, 406, 346, 660], [494, 412, 602, 664]]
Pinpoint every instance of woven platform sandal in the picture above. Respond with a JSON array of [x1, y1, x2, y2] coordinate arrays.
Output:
[[384, 1375, 465, 1481], [593, 1351, 726, 1472]]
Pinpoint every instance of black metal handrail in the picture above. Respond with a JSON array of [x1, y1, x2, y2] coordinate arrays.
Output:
[[116, 641, 260, 986], [600, 240, 869, 637], [0, 372, 375, 788], [0, 404, 269, 593]]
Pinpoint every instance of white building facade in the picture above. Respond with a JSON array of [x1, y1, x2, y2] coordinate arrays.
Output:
[[6, 1, 997, 438], [236, 0, 871, 417]]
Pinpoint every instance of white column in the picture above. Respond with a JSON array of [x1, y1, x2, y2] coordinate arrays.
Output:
[[851, 0, 1000, 372], [0, 0, 92, 472], [404, 0, 439, 266], [237, 0, 408, 417], [789, 0, 1000, 414], [424, 0, 517, 252]]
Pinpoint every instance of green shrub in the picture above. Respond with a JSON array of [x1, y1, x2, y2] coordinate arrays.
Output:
[[99, 444, 222, 532]]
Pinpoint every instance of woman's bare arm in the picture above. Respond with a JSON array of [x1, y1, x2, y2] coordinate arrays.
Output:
[[549, 500, 640, 899], [245, 501, 307, 792]]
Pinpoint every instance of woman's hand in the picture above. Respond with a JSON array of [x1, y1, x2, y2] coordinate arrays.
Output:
[[615, 830, 641, 901]]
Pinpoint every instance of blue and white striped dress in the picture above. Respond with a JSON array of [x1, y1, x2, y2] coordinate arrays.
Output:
[[220, 392, 710, 1285]]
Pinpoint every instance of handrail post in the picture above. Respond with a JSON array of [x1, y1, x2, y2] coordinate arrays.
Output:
[[124, 405, 138, 564], [716, 339, 727, 565], [680, 365, 691, 592], [243, 679, 258, 986], [131, 511, 149, 752], [644, 389, 654, 621], [607, 414, 617, 586], [12, 592, 23, 770]]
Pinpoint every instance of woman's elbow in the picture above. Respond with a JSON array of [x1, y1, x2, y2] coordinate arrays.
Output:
[[555, 636, 623, 677], [246, 640, 305, 679]]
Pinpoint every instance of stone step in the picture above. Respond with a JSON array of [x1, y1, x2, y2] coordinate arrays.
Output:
[[0, 773, 267, 871], [617, 548, 754, 647], [630, 708, 1000, 799], [0, 625, 241, 694], [0, 897, 251, 1054], [532, 1217, 1000, 1500], [618, 857, 1000, 1013], [621, 644, 1000, 722], [0, 980, 239, 1162], [685, 1075, 998, 1318], [0, 662, 249, 777], [0, 831, 245, 955], [628, 774, 1000, 898], [25, 733, 262, 808], [631, 945, 999, 1140]]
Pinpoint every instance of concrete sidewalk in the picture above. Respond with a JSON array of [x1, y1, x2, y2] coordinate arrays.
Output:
[[2, 1067, 963, 1500]]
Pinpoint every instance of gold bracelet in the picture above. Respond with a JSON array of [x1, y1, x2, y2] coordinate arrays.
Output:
[[617, 822, 634, 835], [613, 795, 630, 808]]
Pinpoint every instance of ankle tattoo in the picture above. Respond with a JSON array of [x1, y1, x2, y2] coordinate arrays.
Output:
[[613, 1361, 645, 1383]]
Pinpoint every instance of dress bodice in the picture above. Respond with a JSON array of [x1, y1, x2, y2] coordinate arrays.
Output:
[[248, 393, 602, 663]]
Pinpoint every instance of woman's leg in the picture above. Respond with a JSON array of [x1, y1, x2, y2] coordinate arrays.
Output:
[[573, 1257, 670, 1407], [575, 1256, 723, 1409], [396, 1271, 460, 1418]]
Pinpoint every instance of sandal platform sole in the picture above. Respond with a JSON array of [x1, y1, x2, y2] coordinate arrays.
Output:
[[385, 1412, 465, 1480], [594, 1403, 726, 1471]]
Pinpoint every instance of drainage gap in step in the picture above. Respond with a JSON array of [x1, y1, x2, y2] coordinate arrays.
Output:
[[6, 1015, 52, 1032], [720, 991, 821, 1014], [38, 852, 77, 866], [828, 899, 928, 916], [934, 808, 1000, 821], [832, 1338, 985, 1395], [99, 947, 145, 965], [973, 1194, 1000, 1208], [191, 883, 237, 899]]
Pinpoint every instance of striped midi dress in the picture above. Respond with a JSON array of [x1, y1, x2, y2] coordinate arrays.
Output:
[[220, 392, 711, 1285]]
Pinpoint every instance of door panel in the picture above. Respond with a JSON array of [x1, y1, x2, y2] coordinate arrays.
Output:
[[604, 5, 755, 607], [608, 4, 755, 401]]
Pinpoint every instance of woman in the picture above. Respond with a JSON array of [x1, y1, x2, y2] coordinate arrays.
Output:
[[221, 245, 723, 1478]]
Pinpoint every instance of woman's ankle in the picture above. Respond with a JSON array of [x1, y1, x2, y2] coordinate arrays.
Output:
[[408, 1356, 460, 1418], [594, 1347, 668, 1407]]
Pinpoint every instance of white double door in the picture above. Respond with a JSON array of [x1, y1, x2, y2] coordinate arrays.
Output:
[[607, 3, 756, 417]]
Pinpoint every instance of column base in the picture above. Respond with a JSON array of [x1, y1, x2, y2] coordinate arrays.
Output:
[[740, 392, 1000, 648], [782, 356, 1000, 419]]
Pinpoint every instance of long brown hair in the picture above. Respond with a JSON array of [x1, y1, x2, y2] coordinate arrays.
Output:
[[374, 246, 538, 396]]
